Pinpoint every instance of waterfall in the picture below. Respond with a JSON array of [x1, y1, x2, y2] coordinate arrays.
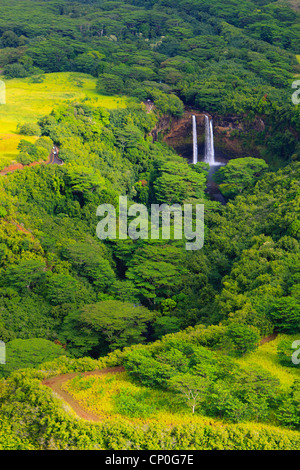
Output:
[[192, 115, 198, 164], [204, 115, 215, 165]]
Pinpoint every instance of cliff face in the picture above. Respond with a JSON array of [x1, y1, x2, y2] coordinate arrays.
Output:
[[152, 109, 265, 161], [212, 114, 265, 159]]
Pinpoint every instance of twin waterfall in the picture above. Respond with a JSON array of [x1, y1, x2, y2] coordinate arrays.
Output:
[[192, 114, 215, 166]]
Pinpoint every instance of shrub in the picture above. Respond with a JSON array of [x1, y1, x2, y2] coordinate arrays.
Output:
[[277, 338, 299, 367], [18, 122, 41, 136], [3, 63, 28, 78], [114, 389, 157, 418], [220, 323, 261, 357], [0, 338, 66, 378]]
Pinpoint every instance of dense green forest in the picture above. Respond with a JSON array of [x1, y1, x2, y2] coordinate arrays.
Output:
[[0, 0, 300, 451], [1, 0, 300, 161]]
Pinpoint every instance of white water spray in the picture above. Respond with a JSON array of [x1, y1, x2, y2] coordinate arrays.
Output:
[[204, 115, 215, 165], [192, 115, 198, 164]]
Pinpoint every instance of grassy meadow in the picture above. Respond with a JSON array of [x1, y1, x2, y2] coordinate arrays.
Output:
[[237, 334, 300, 391], [62, 372, 195, 424], [61, 334, 300, 427], [62, 370, 219, 427], [0, 72, 127, 169]]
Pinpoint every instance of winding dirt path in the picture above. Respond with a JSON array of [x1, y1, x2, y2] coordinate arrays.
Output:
[[0, 146, 62, 175], [42, 366, 125, 422], [41, 332, 278, 423]]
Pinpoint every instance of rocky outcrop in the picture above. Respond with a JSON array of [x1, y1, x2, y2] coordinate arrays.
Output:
[[151, 110, 210, 160], [163, 110, 208, 148], [150, 115, 172, 142], [152, 108, 265, 161]]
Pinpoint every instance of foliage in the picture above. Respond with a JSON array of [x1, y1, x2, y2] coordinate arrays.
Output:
[[59, 300, 155, 356], [277, 338, 299, 368], [0, 338, 66, 378], [0, 332, 300, 449], [0, 0, 300, 450], [220, 323, 261, 357], [214, 157, 269, 198], [269, 297, 300, 334], [17, 122, 41, 137]]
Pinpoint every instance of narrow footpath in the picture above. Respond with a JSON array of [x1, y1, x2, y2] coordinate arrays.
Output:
[[42, 366, 125, 422], [0, 145, 62, 175]]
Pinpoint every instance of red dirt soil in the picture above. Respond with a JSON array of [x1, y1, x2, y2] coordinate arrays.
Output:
[[260, 332, 278, 345], [42, 366, 125, 422], [41, 334, 278, 423], [0, 146, 62, 175], [42, 332, 279, 423], [0, 160, 44, 175]]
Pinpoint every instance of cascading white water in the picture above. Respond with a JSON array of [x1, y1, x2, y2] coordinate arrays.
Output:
[[204, 115, 215, 165], [192, 115, 198, 164]]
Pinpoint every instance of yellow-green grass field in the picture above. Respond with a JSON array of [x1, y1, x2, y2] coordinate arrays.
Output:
[[59, 366, 300, 449], [61, 370, 217, 427], [61, 334, 300, 427], [0, 72, 127, 169], [237, 334, 300, 391]]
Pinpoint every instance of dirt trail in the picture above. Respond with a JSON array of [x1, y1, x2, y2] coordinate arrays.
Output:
[[42, 366, 125, 422], [260, 332, 278, 345], [0, 161, 42, 175], [40, 332, 279, 423], [0, 146, 62, 175]]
